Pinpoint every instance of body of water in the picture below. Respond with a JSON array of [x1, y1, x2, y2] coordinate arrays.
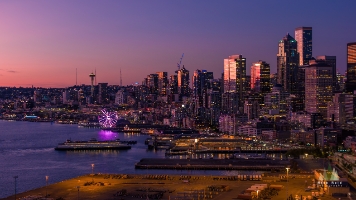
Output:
[[0, 120, 265, 198]]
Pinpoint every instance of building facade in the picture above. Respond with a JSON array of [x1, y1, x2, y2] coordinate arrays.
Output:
[[346, 42, 356, 93], [295, 27, 312, 66], [316, 56, 337, 92], [277, 34, 299, 94], [156, 72, 168, 95], [251, 61, 270, 93], [223, 55, 246, 112], [327, 93, 354, 125], [176, 66, 190, 97], [305, 60, 333, 119]]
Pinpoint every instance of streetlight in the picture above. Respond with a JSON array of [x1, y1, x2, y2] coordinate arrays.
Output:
[[286, 167, 290, 200], [305, 153, 308, 159], [13, 176, 18, 200], [91, 164, 94, 174], [45, 176, 49, 197], [77, 186, 80, 200], [286, 167, 290, 181]]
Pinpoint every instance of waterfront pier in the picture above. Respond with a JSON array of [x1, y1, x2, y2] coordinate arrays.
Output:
[[135, 158, 289, 171]]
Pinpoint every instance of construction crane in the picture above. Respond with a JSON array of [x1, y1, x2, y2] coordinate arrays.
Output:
[[177, 53, 184, 70]]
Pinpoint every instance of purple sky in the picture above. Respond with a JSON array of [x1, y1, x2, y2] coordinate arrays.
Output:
[[0, 0, 355, 87]]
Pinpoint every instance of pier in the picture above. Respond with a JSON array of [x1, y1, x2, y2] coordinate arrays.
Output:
[[135, 158, 289, 171], [165, 146, 288, 155]]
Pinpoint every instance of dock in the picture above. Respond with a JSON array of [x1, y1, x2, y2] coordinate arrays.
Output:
[[135, 158, 289, 171]]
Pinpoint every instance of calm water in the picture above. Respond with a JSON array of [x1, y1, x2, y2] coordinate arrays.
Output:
[[0, 120, 257, 198]]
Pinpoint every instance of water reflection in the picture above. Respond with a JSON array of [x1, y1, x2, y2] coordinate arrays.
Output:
[[98, 130, 118, 141]]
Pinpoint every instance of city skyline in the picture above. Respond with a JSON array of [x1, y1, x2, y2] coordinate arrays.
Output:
[[0, 1, 356, 87]]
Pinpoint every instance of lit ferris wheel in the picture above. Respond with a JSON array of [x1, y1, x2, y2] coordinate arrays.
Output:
[[98, 109, 118, 128]]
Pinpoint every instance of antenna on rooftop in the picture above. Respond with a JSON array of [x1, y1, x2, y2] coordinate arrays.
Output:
[[76, 68, 77, 86], [120, 68, 123, 86]]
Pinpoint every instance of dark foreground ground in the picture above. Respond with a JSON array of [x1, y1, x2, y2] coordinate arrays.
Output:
[[3, 173, 346, 200]]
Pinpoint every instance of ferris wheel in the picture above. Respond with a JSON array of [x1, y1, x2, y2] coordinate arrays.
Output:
[[98, 109, 118, 128]]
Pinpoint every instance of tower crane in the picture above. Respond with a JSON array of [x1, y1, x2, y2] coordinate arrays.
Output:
[[177, 53, 184, 70]]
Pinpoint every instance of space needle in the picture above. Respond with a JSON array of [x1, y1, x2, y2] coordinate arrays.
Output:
[[89, 72, 96, 98]]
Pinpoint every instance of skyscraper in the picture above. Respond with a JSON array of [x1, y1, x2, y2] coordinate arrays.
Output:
[[169, 75, 178, 94], [295, 27, 312, 66], [156, 72, 168, 95], [192, 69, 201, 100], [223, 55, 246, 111], [192, 69, 213, 108], [316, 55, 336, 92], [146, 74, 159, 94], [176, 65, 190, 97], [346, 42, 356, 93], [305, 60, 333, 119], [277, 33, 299, 94], [250, 61, 270, 93]]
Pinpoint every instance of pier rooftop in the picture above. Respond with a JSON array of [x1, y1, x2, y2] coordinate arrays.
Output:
[[4, 173, 335, 200]]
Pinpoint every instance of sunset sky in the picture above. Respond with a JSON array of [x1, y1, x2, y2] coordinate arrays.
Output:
[[0, 0, 355, 88]]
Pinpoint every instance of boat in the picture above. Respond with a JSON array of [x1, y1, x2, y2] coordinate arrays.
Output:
[[141, 128, 160, 135], [121, 125, 141, 132], [54, 138, 132, 151]]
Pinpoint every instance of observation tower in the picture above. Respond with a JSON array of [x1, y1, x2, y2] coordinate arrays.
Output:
[[89, 72, 96, 97]]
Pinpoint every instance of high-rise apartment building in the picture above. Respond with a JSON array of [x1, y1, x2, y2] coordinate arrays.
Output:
[[176, 66, 190, 97], [346, 42, 356, 93], [192, 69, 214, 108], [146, 74, 159, 94], [115, 89, 127, 105], [305, 60, 333, 119], [250, 61, 270, 93], [169, 75, 178, 94], [277, 34, 299, 94], [223, 55, 246, 111], [295, 27, 312, 66], [156, 72, 168, 95], [192, 69, 201, 101]]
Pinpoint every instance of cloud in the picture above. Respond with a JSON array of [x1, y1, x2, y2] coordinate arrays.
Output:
[[0, 69, 19, 73]]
